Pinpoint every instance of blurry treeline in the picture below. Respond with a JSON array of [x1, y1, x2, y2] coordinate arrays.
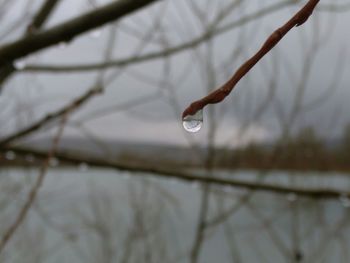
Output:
[[222, 124, 350, 171], [2, 124, 350, 171]]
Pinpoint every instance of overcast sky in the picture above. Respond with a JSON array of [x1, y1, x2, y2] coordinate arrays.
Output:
[[1, 0, 350, 146]]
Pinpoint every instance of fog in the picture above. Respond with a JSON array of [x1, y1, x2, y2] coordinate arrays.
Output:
[[1, 0, 350, 146]]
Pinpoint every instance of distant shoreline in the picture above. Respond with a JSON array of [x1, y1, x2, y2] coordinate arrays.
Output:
[[1, 144, 350, 173]]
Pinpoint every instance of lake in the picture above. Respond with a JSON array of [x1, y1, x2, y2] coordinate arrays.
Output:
[[0, 168, 349, 263]]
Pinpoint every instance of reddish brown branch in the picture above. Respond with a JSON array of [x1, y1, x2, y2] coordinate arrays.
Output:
[[182, 0, 320, 118]]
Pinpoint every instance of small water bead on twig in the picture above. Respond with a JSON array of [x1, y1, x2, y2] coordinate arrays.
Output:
[[182, 109, 203, 133], [339, 193, 350, 208], [13, 59, 27, 70], [5, 151, 16, 160]]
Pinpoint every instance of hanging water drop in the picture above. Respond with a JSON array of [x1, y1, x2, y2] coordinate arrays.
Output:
[[182, 109, 203, 133]]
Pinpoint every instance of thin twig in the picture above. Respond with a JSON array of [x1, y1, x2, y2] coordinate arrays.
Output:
[[182, 0, 320, 118], [0, 112, 69, 254], [21, 0, 297, 74], [0, 87, 101, 147], [0, 0, 61, 87], [27, 0, 61, 32], [0, 0, 160, 70], [2, 146, 350, 200], [0, 2, 167, 147]]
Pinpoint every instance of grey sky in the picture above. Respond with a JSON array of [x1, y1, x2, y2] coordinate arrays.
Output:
[[1, 0, 350, 146]]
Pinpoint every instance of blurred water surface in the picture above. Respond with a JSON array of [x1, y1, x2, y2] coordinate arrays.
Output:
[[1, 168, 349, 263]]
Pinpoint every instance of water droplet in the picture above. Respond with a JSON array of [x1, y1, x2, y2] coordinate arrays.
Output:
[[78, 162, 89, 172], [5, 151, 16, 160], [13, 59, 26, 70], [182, 109, 203, 133], [339, 193, 350, 208], [49, 157, 59, 167], [90, 29, 102, 39], [287, 192, 298, 202]]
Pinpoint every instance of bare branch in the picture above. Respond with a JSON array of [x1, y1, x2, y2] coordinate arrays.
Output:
[[0, 0, 160, 84], [0, 0, 61, 87], [182, 0, 320, 118], [0, 87, 101, 147], [28, 0, 61, 32], [2, 146, 350, 200], [21, 0, 297, 73], [0, 113, 68, 254]]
